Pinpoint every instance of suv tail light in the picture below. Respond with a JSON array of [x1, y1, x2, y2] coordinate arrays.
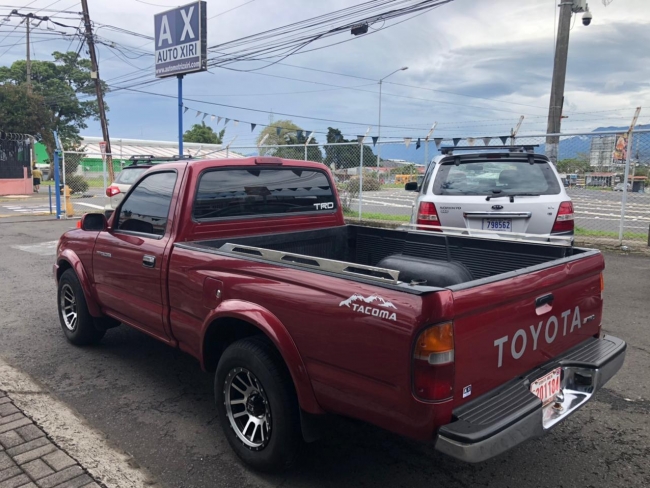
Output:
[[413, 322, 455, 401], [552, 201, 574, 234], [106, 185, 120, 197], [417, 202, 441, 231]]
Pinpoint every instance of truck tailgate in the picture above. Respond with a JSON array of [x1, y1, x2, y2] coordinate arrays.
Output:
[[451, 251, 604, 406]]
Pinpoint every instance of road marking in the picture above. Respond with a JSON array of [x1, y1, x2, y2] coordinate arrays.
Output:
[[74, 202, 104, 210], [2, 204, 52, 215], [11, 241, 59, 256], [0, 358, 159, 488]]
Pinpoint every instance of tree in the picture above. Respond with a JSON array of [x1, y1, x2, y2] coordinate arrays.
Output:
[[324, 127, 375, 170], [183, 122, 225, 144], [0, 84, 55, 151], [0, 51, 107, 170], [256, 119, 322, 162], [556, 154, 591, 174]]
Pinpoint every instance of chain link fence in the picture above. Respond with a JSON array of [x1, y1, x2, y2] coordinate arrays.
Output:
[[55, 152, 126, 217], [44, 130, 650, 249]]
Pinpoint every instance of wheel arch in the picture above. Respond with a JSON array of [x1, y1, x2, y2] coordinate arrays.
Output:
[[56, 250, 102, 317], [201, 300, 323, 415]]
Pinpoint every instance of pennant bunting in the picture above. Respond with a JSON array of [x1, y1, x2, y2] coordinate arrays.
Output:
[[202, 113, 208, 121], [453, 138, 461, 147], [434, 138, 443, 149], [500, 136, 508, 145], [404, 137, 412, 149], [276, 127, 282, 136], [372, 136, 378, 147], [467, 137, 475, 146], [296, 130, 303, 139], [416, 138, 421, 150], [183, 107, 189, 114], [482, 137, 492, 146], [224, 118, 230, 126], [250, 123, 256, 132], [211, 115, 215, 121], [217, 116, 222, 125], [306, 131, 313, 139], [357, 135, 364, 144], [232, 120, 238, 127], [195, 111, 201, 117]]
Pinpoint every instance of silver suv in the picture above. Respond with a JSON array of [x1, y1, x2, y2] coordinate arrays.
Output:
[[406, 146, 574, 238], [104, 155, 191, 217]]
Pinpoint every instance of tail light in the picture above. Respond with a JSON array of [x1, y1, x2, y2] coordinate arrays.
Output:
[[551, 201, 574, 233], [417, 202, 441, 231], [600, 272, 605, 301], [413, 322, 455, 401], [106, 185, 120, 197]]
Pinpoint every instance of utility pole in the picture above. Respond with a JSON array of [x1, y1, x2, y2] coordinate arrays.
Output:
[[25, 15, 31, 92], [545, 0, 593, 164], [80, 0, 114, 182]]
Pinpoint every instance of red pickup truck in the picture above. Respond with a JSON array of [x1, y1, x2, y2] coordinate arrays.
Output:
[[54, 157, 625, 472]]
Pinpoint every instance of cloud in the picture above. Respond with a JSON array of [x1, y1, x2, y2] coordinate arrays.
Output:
[[1, 0, 648, 141]]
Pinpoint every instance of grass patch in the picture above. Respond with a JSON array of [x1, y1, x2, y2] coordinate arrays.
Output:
[[343, 209, 410, 222], [42, 179, 105, 188], [575, 226, 647, 240]]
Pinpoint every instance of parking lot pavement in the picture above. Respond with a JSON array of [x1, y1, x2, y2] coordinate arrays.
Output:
[[0, 190, 106, 217], [0, 219, 648, 488], [352, 188, 650, 234]]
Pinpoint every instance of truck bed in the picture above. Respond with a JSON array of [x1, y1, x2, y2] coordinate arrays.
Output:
[[177, 225, 594, 292]]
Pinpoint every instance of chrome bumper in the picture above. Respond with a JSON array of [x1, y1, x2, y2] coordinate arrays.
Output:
[[435, 335, 626, 463]]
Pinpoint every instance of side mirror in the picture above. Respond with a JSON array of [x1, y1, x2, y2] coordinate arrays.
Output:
[[405, 182, 419, 192], [80, 213, 107, 231]]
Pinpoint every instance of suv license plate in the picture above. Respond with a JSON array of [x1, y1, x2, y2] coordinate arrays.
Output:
[[482, 219, 512, 231], [531, 367, 562, 405]]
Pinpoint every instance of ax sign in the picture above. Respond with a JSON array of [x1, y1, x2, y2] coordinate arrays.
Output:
[[154, 1, 207, 78]]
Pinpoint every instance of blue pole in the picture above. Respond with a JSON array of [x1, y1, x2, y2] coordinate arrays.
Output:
[[49, 185, 52, 214], [54, 150, 62, 219], [178, 74, 184, 157]]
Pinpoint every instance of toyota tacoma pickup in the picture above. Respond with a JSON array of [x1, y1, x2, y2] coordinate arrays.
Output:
[[54, 156, 626, 472]]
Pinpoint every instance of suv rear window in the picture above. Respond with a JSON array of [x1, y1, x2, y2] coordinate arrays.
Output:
[[432, 158, 561, 196], [115, 167, 149, 185], [193, 168, 336, 220]]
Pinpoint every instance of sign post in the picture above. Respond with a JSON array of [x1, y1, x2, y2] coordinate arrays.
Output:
[[154, 1, 207, 155]]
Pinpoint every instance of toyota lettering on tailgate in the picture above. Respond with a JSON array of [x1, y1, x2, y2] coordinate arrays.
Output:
[[493, 307, 585, 368]]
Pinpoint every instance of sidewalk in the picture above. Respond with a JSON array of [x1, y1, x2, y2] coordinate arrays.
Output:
[[0, 390, 100, 488]]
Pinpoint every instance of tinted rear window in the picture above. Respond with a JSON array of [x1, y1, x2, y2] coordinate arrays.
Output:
[[433, 159, 561, 196], [115, 167, 149, 185], [193, 168, 336, 220]]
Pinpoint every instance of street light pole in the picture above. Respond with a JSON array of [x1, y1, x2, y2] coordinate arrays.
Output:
[[376, 67, 408, 169]]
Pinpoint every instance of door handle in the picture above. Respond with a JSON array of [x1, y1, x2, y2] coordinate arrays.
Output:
[[143, 255, 156, 268], [535, 294, 554, 315]]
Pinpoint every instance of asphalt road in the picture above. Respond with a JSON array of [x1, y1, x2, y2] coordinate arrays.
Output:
[[0, 219, 649, 488], [352, 188, 650, 235]]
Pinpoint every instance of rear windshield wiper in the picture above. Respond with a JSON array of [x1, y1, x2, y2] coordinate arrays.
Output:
[[486, 193, 541, 202]]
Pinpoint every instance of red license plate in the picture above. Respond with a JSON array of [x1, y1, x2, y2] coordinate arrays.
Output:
[[530, 367, 562, 405]]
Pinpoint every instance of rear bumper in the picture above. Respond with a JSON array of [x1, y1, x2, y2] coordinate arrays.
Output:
[[435, 334, 626, 463]]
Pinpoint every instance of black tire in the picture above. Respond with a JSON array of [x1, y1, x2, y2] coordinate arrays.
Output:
[[57, 269, 106, 346], [215, 337, 302, 472]]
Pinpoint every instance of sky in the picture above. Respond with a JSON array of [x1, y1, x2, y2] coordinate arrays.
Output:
[[1, 0, 649, 148]]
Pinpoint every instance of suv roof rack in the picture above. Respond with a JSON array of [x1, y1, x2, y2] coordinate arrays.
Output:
[[127, 155, 193, 165], [440, 145, 539, 155]]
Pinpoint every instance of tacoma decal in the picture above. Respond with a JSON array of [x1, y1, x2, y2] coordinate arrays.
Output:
[[339, 294, 397, 321]]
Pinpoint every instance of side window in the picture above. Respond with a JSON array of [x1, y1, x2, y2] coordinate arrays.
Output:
[[420, 162, 435, 194], [116, 171, 177, 237]]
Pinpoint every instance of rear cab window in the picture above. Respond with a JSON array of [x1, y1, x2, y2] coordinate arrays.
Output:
[[432, 157, 561, 196], [193, 168, 336, 221]]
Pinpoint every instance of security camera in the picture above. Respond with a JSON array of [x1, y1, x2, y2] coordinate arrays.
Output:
[[582, 10, 593, 26]]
